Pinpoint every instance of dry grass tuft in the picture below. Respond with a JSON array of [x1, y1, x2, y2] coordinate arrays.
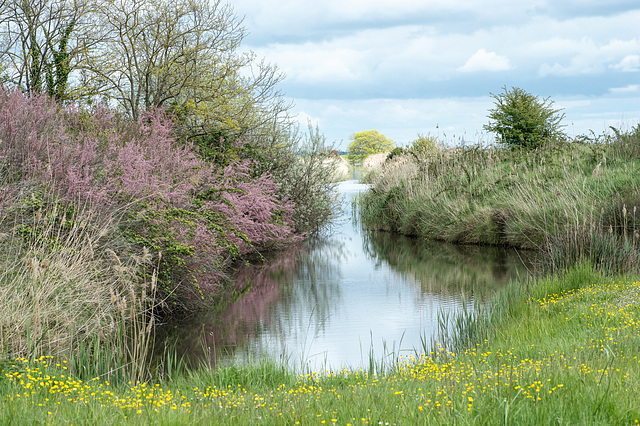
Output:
[[0, 182, 152, 363]]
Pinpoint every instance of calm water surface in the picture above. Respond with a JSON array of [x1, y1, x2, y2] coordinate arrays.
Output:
[[158, 180, 534, 371]]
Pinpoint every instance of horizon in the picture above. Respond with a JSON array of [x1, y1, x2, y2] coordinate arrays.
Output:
[[230, 0, 640, 150]]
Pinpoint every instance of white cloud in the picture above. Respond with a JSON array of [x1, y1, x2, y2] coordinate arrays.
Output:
[[457, 49, 512, 72], [254, 42, 369, 84], [535, 37, 640, 77], [228, 0, 640, 148], [609, 84, 639, 93], [611, 55, 640, 72]]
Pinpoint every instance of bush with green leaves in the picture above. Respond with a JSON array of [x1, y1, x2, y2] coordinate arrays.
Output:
[[484, 86, 566, 150], [409, 133, 438, 155]]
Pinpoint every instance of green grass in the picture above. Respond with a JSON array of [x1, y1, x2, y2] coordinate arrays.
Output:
[[2, 264, 639, 424], [358, 133, 640, 275]]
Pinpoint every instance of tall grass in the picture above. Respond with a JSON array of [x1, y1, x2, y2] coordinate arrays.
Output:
[[3, 263, 640, 424], [0, 180, 157, 382], [359, 132, 640, 275]]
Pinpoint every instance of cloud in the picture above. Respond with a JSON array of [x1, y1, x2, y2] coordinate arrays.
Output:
[[536, 37, 640, 77], [227, 0, 640, 149], [609, 84, 639, 94], [536, 0, 640, 19], [611, 55, 640, 72], [458, 49, 512, 72]]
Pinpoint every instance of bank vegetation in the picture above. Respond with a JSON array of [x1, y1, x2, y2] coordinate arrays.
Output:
[[0, 0, 340, 383], [359, 128, 640, 276]]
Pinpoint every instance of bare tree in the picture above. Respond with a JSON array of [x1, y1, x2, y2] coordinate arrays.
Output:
[[0, 0, 92, 99], [80, 0, 290, 137]]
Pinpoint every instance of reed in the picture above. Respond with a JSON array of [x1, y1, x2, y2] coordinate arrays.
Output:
[[358, 131, 640, 275], [0, 181, 156, 383]]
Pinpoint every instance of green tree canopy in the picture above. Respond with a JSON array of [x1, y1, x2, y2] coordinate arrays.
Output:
[[347, 130, 394, 163], [410, 133, 438, 154], [483, 86, 566, 150]]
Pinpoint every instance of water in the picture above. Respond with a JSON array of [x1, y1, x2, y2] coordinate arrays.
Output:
[[157, 180, 534, 371]]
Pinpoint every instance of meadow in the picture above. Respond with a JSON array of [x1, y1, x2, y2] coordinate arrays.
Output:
[[2, 86, 640, 423], [2, 264, 639, 424]]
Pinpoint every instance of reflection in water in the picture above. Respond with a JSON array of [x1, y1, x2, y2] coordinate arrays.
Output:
[[156, 180, 534, 371], [363, 232, 534, 300]]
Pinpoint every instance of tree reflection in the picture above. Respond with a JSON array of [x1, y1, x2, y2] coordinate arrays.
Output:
[[154, 234, 349, 369], [362, 230, 536, 300], [153, 181, 538, 371]]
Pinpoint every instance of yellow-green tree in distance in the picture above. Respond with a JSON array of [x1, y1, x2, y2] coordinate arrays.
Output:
[[347, 129, 395, 164]]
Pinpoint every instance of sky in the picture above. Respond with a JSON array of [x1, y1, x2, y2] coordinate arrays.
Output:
[[230, 0, 640, 150]]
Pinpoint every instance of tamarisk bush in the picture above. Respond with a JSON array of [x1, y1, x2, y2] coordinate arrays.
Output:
[[0, 88, 298, 312]]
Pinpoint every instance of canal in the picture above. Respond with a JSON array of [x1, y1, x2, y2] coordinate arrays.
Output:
[[156, 179, 535, 371]]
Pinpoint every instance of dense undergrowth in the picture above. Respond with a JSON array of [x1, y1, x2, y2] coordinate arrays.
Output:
[[0, 88, 338, 376], [359, 127, 640, 275]]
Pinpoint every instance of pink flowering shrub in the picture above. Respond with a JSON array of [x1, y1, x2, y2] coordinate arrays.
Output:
[[0, 87, 298, 310]]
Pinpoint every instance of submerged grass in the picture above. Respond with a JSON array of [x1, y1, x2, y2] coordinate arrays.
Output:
[[2, 263, 640, 424]]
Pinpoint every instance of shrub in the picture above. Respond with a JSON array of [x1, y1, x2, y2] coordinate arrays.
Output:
[[386, 147, 405, 161], [0, 88, 299, 313], [243, 123, 340, 235], [409, 133, 438, 155], [483, 86, 567, 150]]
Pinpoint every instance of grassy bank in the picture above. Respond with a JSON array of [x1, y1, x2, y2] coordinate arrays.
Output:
[[3, 86, 640, 422], [0, 88, 340, 382], [358, 129, 640, 275], [2, 263, 639, 424]]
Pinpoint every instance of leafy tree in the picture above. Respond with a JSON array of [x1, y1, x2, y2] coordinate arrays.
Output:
[[410, 133, 438, 155], [0, 0, 291, 138], [483, 86, 566, 150], [347, 129, 394, 163]]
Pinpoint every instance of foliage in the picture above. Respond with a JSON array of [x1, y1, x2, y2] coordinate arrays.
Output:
[[0, 88, 298, 313], [85, 0, 289, 138], [0, 0, 335, 237], [386, 147, 405, 161], [0, 0, 290, 140], [358, 130, 640, 275], [483, 86, 567, 150], [44, 18, 75, 101], [347, 129, 395, 163], [190, 122, 340, 235], [409, 133, 438, 155], [251, 123, 340, 235]]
